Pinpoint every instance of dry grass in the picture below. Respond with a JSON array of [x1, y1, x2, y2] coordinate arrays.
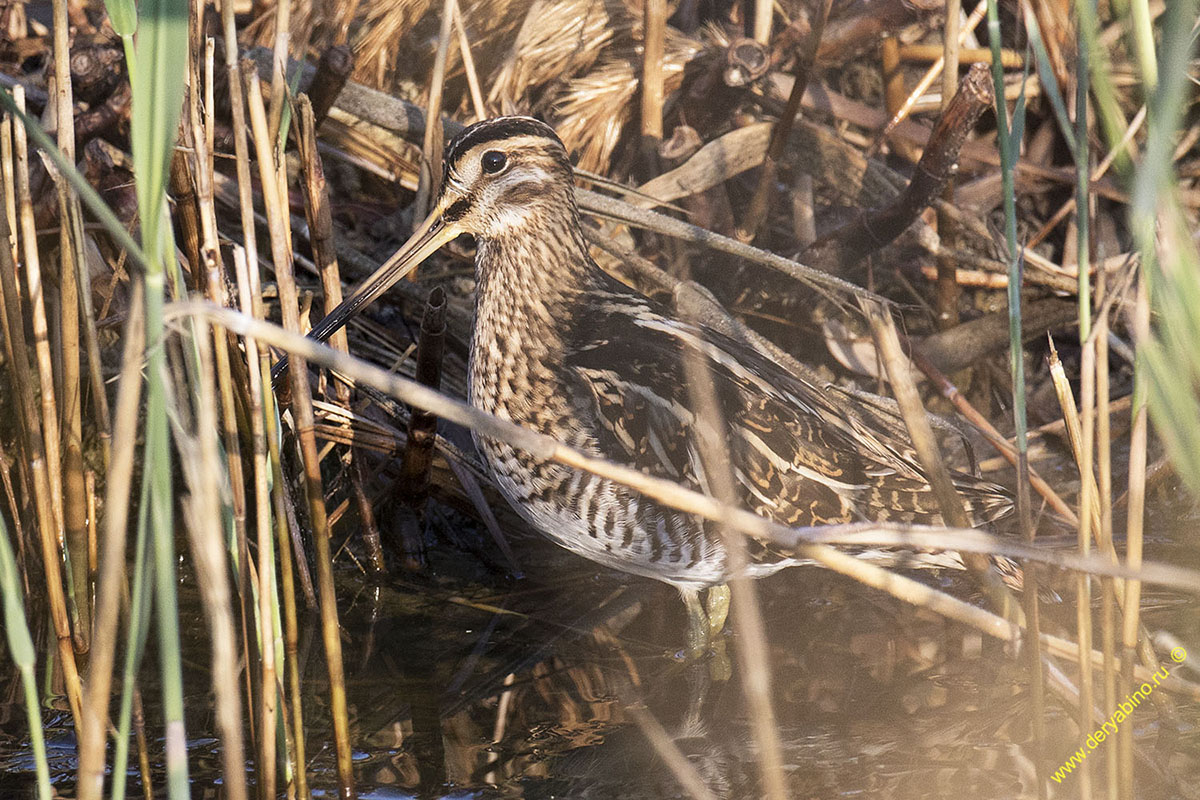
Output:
[[0, 0, 1198, 798]]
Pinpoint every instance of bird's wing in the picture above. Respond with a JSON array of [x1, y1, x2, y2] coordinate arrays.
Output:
[[563, 290, 1010, 527]]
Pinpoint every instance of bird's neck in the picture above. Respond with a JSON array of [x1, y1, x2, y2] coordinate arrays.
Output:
[[473, 209, 600, 341], [468, 208, 599, 414]]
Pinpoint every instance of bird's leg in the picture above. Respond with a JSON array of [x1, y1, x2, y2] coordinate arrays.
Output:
[[705, 584, 731, 641], [679, 587, 710, 659]]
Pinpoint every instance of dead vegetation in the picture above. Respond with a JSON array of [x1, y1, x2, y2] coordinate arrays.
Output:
[[0, 0, 1198, 798]]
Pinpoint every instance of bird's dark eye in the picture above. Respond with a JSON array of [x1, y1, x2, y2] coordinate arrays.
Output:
[[481, 150, 507, 174]]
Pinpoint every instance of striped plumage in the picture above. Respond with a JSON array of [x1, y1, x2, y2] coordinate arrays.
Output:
[[304, 116, 1013, 652], [449, 117, 1009, 584]]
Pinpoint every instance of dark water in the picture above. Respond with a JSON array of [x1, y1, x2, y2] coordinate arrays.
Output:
[[2, 501, 1199, 799]]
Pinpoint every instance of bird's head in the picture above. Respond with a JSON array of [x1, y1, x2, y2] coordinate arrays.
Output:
[[301, 116, 577, 346], [436, 116, 577, 240]]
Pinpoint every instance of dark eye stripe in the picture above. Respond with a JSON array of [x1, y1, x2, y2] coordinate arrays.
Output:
[[444, 197, 472, 222]]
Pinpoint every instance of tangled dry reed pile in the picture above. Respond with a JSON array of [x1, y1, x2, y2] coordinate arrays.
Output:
[[0, 0, 1199, 798]]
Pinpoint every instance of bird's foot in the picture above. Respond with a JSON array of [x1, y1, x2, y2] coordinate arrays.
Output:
[[705, 584, 731, 641]]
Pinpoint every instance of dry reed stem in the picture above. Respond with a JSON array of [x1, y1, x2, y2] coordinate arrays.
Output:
[[417, 0, 455, 224], [244, 71, 288, 800], [177, 321, 249, 800], [1080, 335, 1098, 795], [753, 0, 771, 43], [190, 46, 267, 798], [0, 114, 26, 571], [221, 14, 261, 290], [865, 301, 1022, 624], [452, 0, 486, 119], [1097, 263, 1120, 800], [245, 68, 356, 799], [9, 86, 82, 723], [640, 0, 665, 142], [903, 43, 1023, 67], [188, 41, 262, 777], [1, 113, 13, 251], [51, 2, 91, 652], [677, 289, 787, 800], [74, 276, 144, 800], [297, 94, 386, 574], [267, 0, 291, 145], [1120, 263, 1150, 800], [935, 0, 963, 330], [13, 87, 64, 564], [909, 349, 1079, 524], [233, 245, 311, 800], [1046, 340, 1178, 739], [180, 304, 1200, 701], [131, 688, 153, 800], [881, 35, 903, 115], [1045, 343, 1158, 623]]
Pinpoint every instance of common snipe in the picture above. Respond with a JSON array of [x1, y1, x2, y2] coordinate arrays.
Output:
[[298, 117, 1012, 655]]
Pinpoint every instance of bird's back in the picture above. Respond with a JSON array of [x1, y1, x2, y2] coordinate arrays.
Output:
[[468, 270, 1011, 587]]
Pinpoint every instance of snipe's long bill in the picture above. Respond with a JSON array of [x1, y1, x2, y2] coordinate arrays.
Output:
[[280, 116, 1011, 657]]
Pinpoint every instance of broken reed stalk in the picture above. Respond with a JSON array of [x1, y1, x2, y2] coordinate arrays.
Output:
[[393, 287, 448, 567], [182, 304, 1200, 699], [802, 63, 994, 276], [398, 287, 448, 509], [1044, 342, 1171, 660], [244, 68, 356, 800], [864, 301, 1022, 624], [739, 0, 830, 243], [7, 87, 82, 724], [232, 245, 310, 800], [677, 292, 787, 800], [307, 44, 354, 130]]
